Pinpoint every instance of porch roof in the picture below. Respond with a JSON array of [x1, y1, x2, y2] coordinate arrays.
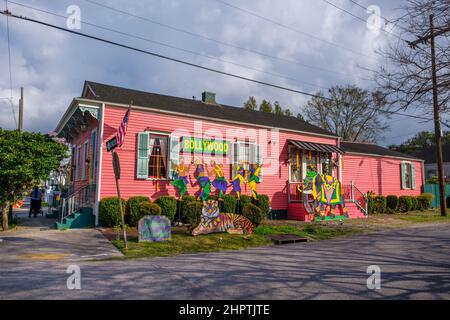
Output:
[[289, 139, 345, 154]]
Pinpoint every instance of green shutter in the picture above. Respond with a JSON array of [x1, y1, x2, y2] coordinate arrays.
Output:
[[401, 161, 407, 189], [256, 144, 263, 182], [169, 135, 180, 179], [411, 162, 416, 189], [136, 132, 149, 179]]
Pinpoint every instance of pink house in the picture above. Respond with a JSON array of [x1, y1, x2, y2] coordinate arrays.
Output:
[[55, 81, 424, 227]]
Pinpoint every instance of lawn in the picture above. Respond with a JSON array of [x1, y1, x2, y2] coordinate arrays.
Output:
[[108, 209, 450, 259]]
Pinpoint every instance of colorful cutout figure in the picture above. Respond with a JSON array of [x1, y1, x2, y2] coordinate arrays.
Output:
[[297, 164, 320, 214], [248, 162, 263, 200], [312, 174, 348, 220], [192, 200, 254, 236], [194, 158, 211, 202], [171, 157, 191, 198], [230, 163, 246, 200], [208, 160, 228, 199]]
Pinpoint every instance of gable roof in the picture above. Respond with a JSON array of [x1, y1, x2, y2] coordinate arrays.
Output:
[[340, 141, 423, 161], [81, 81, 337, 138]]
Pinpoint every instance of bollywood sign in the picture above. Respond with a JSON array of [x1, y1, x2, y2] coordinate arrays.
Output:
[[181, 137, 230, 155]]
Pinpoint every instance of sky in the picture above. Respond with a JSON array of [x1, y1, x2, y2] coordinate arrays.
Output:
[[0, 0, 436, 146]]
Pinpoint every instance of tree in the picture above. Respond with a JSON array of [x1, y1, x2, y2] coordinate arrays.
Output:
[[259, 99, 273, 113], [0, 129, 68, 230], [375, 0, 449, 114], [273, 101, 283, 115], [296, 113, 305, 121], [390, 130, 450, 154], [302, 85, 388, 142], [283, 109, 293, 117], [243, 96, 257, 111]]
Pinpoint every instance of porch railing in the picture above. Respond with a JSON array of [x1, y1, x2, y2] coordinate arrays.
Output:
[[60, 184, 95, 223]]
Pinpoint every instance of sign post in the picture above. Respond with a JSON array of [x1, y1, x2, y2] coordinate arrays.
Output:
[[112, 150, 128, 249]]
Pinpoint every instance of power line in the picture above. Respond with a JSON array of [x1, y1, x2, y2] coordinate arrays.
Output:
[[4, 0, 17, 128], [0, 10, 332, 101], [0, 9, 438, 124], [82, 0, 369, 81], [214, 0, 374, 60], [7, 0, 328, 91]]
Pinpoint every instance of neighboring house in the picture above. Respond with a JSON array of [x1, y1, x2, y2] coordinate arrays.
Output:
[[410, 144, 450, 180], [55, 81, 424, 226], [340, 141, 424, 196]]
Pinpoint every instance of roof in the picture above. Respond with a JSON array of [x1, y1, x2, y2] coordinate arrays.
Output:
[[81, 81, 337, 138], [340, 141, 423, 161], [410, 144, 450, 164]]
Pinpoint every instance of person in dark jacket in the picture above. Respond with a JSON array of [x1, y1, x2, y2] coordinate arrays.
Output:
[[29, 186, 42, 218]]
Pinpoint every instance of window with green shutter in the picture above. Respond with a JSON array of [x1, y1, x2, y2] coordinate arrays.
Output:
[[169, 136, 180, 179], [136, 132, 149, 179]]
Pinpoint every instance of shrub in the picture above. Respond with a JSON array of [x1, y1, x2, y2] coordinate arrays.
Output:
[[99, 197, 126, 227], [238, 195, 253, 213], [398, 196, 413, 212], [426, 175, 438, 184], [155, 196, 177, 222], [242, 203, 264, 227], [138, 201, 162, 217], [256, 194, 271, 218], [185, 201, 203, 231], [206, 195, 218, 201], [126, 196, 151, 227], [373, 195, 387, 214], [367, 191, 376, 214], [417, 193, 433, 211], [222, 194, 237, 214], [409, 196, 418, 211], [386, 195, 398, 213], [181, 195, 198, 222]]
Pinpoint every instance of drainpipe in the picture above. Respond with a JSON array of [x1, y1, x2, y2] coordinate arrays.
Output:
[[94, 103, 105, 226]]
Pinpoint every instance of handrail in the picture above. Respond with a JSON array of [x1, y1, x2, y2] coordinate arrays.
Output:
[[60, 184, 94, 221]]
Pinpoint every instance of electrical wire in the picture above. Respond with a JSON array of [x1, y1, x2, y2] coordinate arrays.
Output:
[[4, 0, 17, 128]]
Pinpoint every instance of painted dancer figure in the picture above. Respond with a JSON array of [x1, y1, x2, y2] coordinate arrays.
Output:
[[194, 158, 211, 202], [207, 160, 228, 199], [230, 163, 246, 200], [248, 162, 263, 200], [170, 157, 191, 199]]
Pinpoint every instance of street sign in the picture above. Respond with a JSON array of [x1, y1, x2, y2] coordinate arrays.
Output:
[[112, 151, 120, 180], [106, 136, 118, 152]]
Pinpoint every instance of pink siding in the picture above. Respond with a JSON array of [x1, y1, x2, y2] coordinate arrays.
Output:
[[100, 105, 339, 211], [342, 153, 424, 196]]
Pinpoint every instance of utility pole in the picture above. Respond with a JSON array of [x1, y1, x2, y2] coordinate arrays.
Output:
[[18, 87, 23, 131], [407, 15, 450, 216]]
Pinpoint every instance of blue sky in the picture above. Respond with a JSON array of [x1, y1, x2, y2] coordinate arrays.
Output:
[[0, 0, 436, 145]]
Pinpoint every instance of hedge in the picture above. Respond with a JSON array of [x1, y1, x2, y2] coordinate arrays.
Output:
[[185, 201, 203, 231], [417, 193, 433, 211], [155, 196, 177, 222], [372, 195, 387, 214], [222, 194, 237, 214], [398, 196, 414, 212], [138, 202, 162, 217], [256, 194, 271, 218], [410, 196, 419, 211], [386, 195, 398, 213], [99, 197, 126, 227], [242, 203, 264, 227], [180, 195, 198, 222], [126, 196, 151, 227], [239, 195, 253, 213], [367, 191, 376, 214]]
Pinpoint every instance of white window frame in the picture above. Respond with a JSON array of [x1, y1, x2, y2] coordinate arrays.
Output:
[[402, 161, 415, 189], [82, 140, 89, 180], [146, 131, 170, 181], [90, 129, 97, 182], [76, 145, 81, 181], [289, 146, 302, 183]]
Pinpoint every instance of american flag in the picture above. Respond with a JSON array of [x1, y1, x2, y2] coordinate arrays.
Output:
[[117, 105, 131, 147]]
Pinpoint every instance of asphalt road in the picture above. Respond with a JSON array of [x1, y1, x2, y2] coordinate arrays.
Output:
[[1, 224, 450, 300]]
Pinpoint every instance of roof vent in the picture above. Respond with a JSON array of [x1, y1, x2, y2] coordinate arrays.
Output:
[[201, 91, 216, 104]]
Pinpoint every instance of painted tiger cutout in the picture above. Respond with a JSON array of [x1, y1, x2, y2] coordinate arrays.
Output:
[[192, 200, 255, 236]]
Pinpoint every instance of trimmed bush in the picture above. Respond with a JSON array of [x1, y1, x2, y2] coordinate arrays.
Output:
[[126, 196, 151, 227], [185, 201, 203, 231], [181, 195, 198, 222], [398, 196, 413, 212], [386, 195, 398, 213], [206, 195, 218, 201], [138, 202, 162, 217], [373, 195, 387, 214], [242, 203, 264, 227], [238, 195, 253, 213], [222, 194, 237, 214], [155, 196, 177, 222], [417, 193, 433, 211], [367, 191, 376, 214], [409, 196, 418, 211], [256, 194, 271, 218], [99, 197, 126, 227]]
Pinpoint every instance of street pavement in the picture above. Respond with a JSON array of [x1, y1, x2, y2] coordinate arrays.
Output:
[[1, 220, 449, 299]]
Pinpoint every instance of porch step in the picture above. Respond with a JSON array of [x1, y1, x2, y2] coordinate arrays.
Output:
[[288, 202, 367, 221], [55, 207, 95, 230]]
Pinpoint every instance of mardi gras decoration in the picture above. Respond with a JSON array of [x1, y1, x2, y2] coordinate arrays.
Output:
[[208, 160, 228, 199], [192, 200, 255, 236], [230, 163, 246, 200], [248, 162, 263, 200], [138, 215, 171, 242], [171, 157, 191, 198], [297, 164, 320, 214], [312, 174, 348, 220], [194, 158, 211, 202]]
